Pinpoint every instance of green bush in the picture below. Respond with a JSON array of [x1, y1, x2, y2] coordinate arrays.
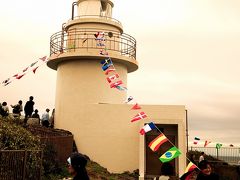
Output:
[[0, 117, 41, 150]]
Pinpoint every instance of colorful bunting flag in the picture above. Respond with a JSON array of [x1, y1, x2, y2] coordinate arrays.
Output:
[[99, 49, 108, 56], [159, 146, 181, 163], [106, 73, 119, 83], [139, 122, 156, 135], [94, 32, 105, 40], [204, 140, 211, 147], [39, 56, 47, 61], [125, 96, 133, 103], [105, 67, 116, 75], [216, 143, 222, 149], [22, 67, 29, 72], [97, 42, 105, 46], [2, 78, 10, 84], [101, 58, 112, 66], [115, 85, 127, 91], [185, 162, 198, 173], [193, 137, 200, 145], [110, 80, 123, 88], [131, 112, 147, 122], [16, 74, 25, 79], [148, 133, 168, 152], [102, 63, 113, 71], [131, 103, 141, 110], [3, 81, 11, 86], [30, 61, 38, 67], [32, 66, 39, 74]]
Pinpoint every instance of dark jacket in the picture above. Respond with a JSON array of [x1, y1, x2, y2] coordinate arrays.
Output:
[[24, 100, 34, 114], [196, 172, 219, 180]]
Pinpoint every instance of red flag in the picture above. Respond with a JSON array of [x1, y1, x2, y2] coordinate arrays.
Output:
[[16, 74, 25, 79], [204, 140, 211, 147], [99, 49, 108, 56], [106, 73, 119, 83], [105, 67, 116, 75], [131, 103, 141, 110], [39, 56, 47, 61], [32, 66, 39, 74], [131, 112, 147, 122], [110, 80, 123, 88]]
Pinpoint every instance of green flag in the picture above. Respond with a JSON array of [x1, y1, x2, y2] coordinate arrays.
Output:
[[159, 146, 181, 163], [216, 143, 222, 149]]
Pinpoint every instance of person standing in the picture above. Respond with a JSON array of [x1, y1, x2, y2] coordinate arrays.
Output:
[[199, 152, 205, 163], [154, 162, 175, 180], [67, 152, 89, 180], [49, 108, 55, 128], [41, 108, 50, 127], [190, 154, 197, 165], [24, 96, 35, 124]]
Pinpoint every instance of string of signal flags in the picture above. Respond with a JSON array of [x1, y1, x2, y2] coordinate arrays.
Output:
[[1, 52, 63, 87], [1, 56, 48, 87], [94, 31, 200, 172], [192, 136, 235, 148]]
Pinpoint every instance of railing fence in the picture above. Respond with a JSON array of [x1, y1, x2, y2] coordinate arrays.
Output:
[[189, 146, 240, 165], [0, 150, 42, 180]]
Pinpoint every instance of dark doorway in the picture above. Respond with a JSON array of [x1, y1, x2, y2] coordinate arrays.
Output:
[[145, 124, 178, 176]]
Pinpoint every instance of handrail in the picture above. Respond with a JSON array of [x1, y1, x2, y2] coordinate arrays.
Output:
[[50, 28, 136, 59], [68, 15, 122, 26]]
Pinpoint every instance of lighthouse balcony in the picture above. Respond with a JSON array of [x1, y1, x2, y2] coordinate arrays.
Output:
[[48, 28, 138, 72]]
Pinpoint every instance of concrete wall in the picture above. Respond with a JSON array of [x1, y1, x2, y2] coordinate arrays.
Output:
[[55, 103, 186, 175]]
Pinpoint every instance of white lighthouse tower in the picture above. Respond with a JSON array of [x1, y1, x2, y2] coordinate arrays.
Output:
[[47, 0, 187, 179]]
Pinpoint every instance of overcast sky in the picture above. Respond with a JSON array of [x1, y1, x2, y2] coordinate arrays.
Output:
[[0, 0, 240, 147]]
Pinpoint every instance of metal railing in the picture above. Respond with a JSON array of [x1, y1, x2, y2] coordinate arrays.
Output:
[[69, 15, 122, 26], [0, 150, 42, 180], [50, 28, 136, 59], [189, 146, 240, 165]]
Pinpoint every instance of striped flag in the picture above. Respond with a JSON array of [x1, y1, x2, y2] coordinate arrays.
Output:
[[139, 122, 156, 135], [193, 137, 200, 145], [148, 133, 168, 152], [185, 162, 198, 173]]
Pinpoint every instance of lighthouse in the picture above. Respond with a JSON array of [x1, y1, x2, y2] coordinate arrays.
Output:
[[47, 0, 187, 178]]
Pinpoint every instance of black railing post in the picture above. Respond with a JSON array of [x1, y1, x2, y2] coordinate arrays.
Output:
[[22, 150, 27, 180], [72, 2, 78, 20]]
